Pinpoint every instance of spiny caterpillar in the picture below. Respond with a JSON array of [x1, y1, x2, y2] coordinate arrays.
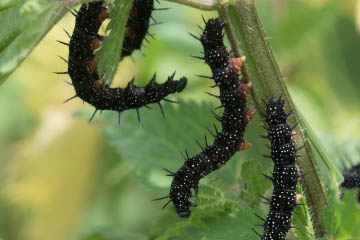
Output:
[[57, 1, 187, 123], [122, 0, 164, 58], [254, 98, 303, 240], [154, 18, 254, 218]]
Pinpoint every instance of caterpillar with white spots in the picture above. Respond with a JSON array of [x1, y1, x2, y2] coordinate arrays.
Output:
[[56, 0, 187, 122], [254, 98, 302, 240], [154, 18, 254, 218]]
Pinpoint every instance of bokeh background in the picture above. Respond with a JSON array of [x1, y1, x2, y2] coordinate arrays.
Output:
[[1, 0, 360, 239]]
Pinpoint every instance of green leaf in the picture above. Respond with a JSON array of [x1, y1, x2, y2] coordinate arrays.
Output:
[[0, 0, 69, 84], [241, 159, 271, 207], [155, 184, 260, 240], [96, 0, 134, 86], [324, 172, 360, 239], [102, 101, 268, 239], [102, 100, 265, 191], [292, 184, 316, 240], [77, 229, 147, 240], [103, 101, 223, 191]]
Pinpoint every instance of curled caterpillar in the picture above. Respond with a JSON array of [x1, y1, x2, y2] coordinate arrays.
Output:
[[340, 164, 360, 202], [154, 18, 254, 218], [57, 1, 187, 122], [254, 98, 302, 240]]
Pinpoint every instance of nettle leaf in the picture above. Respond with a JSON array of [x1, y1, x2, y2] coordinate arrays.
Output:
[[292, 184, 316, 240], [103, 101, 264, 239], [103, 101, 226, 191], [324, 173, 360, 239], [103, 100, 268, 191], [241, 159, 271, 207], [155, 184, 260, 240], [325, 190, 360, 239], [0, 0, 70, 84]]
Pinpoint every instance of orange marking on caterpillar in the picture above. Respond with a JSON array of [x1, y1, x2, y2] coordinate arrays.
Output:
[[296, 194, 303, 202], [89, 36, 104, 50], [93, 78, 104, 90], [292, 130, 297, 144], [231, 56, 246, 72], [97, 9, 110, 24], [241, 81, 253, 99], [86, 58, 97, 75], [237, 141, 252, 151], [244, 109, 256, 124]]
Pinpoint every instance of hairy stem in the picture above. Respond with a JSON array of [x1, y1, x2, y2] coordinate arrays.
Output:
[[218, 0, 327, 237], [165, 0, 218, 10]]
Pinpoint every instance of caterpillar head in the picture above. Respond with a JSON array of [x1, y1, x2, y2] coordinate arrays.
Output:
[[265, 98, 287, 125], [170, 185, 193, 218], [174, 203, 191, 218], [200, 18, 225, 49]]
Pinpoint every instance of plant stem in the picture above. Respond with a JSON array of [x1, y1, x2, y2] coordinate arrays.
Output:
[[165, 0, 218, 10], [218, 0, 327, 237]]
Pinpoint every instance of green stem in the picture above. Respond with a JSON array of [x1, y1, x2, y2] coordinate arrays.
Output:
[[165, 0, 218, 10], [217, 0, 327, 237]]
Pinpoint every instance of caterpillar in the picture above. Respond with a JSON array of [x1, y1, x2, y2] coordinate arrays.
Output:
[[154, 18, 254, 218], [340, 164, 360, 202], [57, 1, 187, 122], [122, 0, 158, 58], [253, 98, 302, 240]]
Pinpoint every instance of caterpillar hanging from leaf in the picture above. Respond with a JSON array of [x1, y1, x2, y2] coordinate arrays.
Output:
[[253, 98, 303, 240], [154, 18, 254, 218], [56, 0, 187, 123]]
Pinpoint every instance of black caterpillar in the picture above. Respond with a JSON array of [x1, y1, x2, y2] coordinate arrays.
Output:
[[122, 0, 160, 58], [254, 98, 302, 240], [154, 18, 254, 218], [340, 164, 360, 202], [57, 1, 187, 122]]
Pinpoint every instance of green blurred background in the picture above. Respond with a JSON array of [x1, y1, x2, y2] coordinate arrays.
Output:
[[1, 0, 360, 239]]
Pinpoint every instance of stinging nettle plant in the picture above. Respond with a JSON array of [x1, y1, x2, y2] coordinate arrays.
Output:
[[1, 0, 359, 239]]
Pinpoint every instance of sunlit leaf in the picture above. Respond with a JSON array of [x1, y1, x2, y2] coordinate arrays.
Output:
[[0, 0, 69, 84]]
